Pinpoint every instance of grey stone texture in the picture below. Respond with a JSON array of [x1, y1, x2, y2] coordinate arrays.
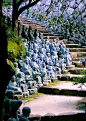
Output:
[[28, 0, 86, 45]]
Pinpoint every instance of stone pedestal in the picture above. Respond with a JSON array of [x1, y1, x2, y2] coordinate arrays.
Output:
[[22, 92, 29, 98], [28, 88, 37, 95], [51, 78, 58, 82]]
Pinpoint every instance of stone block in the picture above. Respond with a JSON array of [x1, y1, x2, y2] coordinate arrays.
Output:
[[28, 88, 37, 95], [52, 88, 60, 95], [51, 78, 58, 82], [60, 89, 78, 96], [78, 90, 86, 97], [43, 81, 49, 86], [13, 95, 23, 100], [22, 92, 29, 97], [38, 87, 52, 94]]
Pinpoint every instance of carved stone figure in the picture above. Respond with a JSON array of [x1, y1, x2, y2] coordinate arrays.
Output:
[[19, 107, 31, 121]]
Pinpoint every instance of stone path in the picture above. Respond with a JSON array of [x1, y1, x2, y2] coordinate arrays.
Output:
[[20, 94, 84, 116]]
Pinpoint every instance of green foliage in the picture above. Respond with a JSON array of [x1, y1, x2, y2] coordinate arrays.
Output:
[[6, 59, 14, 68], [22, 93, 43, 100], [48, 80, 61, 86], [73, 69, 86, 87], [2, 0, 11, 6], [6, 24, 26, 62], [14, 58, 18, 62]]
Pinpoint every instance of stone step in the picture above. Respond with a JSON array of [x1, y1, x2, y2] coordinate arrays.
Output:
[[72, 61, 84, 67], [38, 81, 86, 97], [69, 68, 86, 74], [66, 65, 75, 70], [43, 33, 55, 36], [44, 39, 59, 43], [72, 57, 85, 61], [29, 112, 86, 121], [43, 36, 58, 39], [69, 48, 86, 52], [20, 94, 85, 121], [57, 74, 84, 81], [70, 52, 86, 58], [66, 44, 82, 48]]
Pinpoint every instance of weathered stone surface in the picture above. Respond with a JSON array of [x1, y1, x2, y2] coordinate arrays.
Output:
[[67, 7, 74, 15], [60, 89, 78, 96]]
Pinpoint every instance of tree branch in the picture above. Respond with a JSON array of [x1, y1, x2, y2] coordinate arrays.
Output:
[[17, 0, 24, 9], [29, 0, 32, 4], [18, 0, 40, 16]]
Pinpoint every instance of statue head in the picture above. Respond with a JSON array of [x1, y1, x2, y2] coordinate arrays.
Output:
[[24, 39, 27, 43], [14, 62, 18, 68], [46, 52, 50, 57], [24, 59, 29, 65], [53, 39, 56, 43], [22, 107, 31, 117], [11, 75, 16, 82], [17, 72, 22, 78]]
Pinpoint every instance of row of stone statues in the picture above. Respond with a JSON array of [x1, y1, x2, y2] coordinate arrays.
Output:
[[4, 97, 31, 121], [6, 28, 72, 100]]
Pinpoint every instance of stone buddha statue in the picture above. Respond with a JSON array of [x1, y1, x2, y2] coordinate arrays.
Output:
[[21, 59, 32, 75], [19, 107, 31, 121], [7, 75, 22, 93]]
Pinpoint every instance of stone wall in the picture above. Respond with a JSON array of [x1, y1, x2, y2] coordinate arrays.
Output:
[[28, 0, 86, 45]]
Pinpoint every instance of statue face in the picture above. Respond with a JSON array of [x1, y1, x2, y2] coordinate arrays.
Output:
[[11, 76, 16, 82]]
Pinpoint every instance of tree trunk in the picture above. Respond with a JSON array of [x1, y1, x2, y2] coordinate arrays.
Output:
[[0, 1, 15, 120], [12, 0, 18, 32]]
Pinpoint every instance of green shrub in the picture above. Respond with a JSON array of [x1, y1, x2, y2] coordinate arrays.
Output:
[[6, 24, 26, 62], [73, 69, 86, 88], [2, 0, 11, 6]]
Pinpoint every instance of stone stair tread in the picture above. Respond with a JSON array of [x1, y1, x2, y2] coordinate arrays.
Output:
[[57, 74, 84, 77], [69, 48, 86, 52], [20, 94, 85, 117], [57, 74, 84, 81], [69, 68, 86, 70], [47, 81, 86, 91], [72, 57, 86, 61]]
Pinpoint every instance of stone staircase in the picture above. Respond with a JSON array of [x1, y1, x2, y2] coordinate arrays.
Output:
[[19, 18, 86, 121]]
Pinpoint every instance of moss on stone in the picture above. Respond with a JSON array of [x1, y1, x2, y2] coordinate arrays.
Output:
[[6, 24, 26, 62]]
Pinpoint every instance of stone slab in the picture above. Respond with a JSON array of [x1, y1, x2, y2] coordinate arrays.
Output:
[[69, 68, 86, 74], [69, 48, 86, 52], [70, 52, 86, 58], [57, 74, 84, 81], [72, 61, 84, 67], [66, 44, 81, 48], [20, 94, 84, 117], [39, 81, 86, 96], [29, 113, 86, 121]]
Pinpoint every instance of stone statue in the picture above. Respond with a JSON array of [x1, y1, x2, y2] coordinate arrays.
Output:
[[21, 25, 26, 38], [27, 26, 34, 42], [61, 59, 66, 72], [45, 37, 50, 53], [21, 59, 32, 75], [14, 62, 21, 74], [19, 107, 31, 121], [64, 48, 72, 66], [40, 63, 47, 81], [34, 29, 38, 39], [7, 75, 22, 93], [16, 72, 29, 97], [24, 39, 28, 51], [4, 98, 22, 121], [32, 66, 43, 88], [18, 56, 24, 69], [59, 42, 66, 54]]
